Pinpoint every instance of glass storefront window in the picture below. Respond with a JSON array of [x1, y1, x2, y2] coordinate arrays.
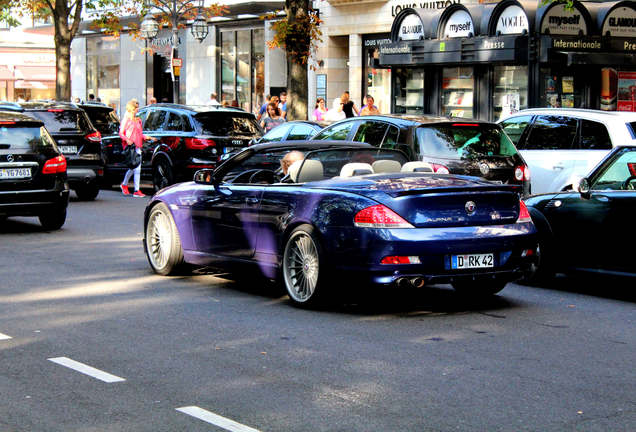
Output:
[[493, 65, 528, 121], [86, 36, 120, 112], [442, 67, 474, 118], [539, 67, 584, 109], [363, 35, 392, 115], [220, 28, 264, 113], [393, 68, 424, 114]]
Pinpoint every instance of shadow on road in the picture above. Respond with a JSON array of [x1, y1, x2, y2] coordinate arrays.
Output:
[[521, 273, 635, 303]]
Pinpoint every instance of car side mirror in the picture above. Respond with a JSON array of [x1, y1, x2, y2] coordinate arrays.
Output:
[[194, 169, 215, 185], [578, 178, 591, 199]]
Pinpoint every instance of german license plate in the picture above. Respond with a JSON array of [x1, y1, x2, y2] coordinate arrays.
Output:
[[0, 167, 31, 180], [59, 146, 77, 154], [451, 253, 494, 269]]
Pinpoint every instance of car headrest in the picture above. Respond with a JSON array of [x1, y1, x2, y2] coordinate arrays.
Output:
[[340, 163, 374, 177], [401, 161, 434, 173], [372, 159, 402, 173], [288, 159, 324, 183]]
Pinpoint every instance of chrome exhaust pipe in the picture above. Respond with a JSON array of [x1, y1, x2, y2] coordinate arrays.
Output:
[[410, 277, 425, 288], [396, 277, 411, 289]]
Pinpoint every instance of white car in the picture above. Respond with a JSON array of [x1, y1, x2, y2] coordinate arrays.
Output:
[[499, 109, 636, 194]]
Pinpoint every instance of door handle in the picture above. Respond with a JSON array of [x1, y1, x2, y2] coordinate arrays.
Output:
[[245, 197, 259, 205], [592, 195, 609, 203]]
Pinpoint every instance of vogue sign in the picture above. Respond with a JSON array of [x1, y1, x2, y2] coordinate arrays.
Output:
[[495, 5, 529, 35], [398, 13, 425, 40], [443, 10, 473, 38], [540, 4, 587, 35], [602, 6, 636, 38]]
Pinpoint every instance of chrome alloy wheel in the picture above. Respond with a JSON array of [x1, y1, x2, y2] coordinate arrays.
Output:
[[283, 231, 320, 303], [147, 208, 173, 271]]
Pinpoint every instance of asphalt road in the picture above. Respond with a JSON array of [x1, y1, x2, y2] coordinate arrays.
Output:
[[0, 189, 634, 432]]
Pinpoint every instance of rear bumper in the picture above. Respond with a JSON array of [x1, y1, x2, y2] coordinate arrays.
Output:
[[67, 164, 104, 187], [0, 186, 69, 216]]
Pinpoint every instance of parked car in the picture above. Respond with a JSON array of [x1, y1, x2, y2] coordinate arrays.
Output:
[[254, 120, 325, 144], [133, 103, 263, 191], [499, 108, 636, 194], [16, 101, 104, 200], [0, 110, 69, 229], [142, 141, 537, 307], [525, 146, 636, 282], [312, 115, 531, 195]]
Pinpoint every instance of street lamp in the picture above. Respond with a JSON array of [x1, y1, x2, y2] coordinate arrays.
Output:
[[140, 0, 210, 103]]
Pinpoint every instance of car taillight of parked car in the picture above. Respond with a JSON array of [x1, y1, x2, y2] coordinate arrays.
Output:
[[431, 163, 450, 174], [42, 155, 67, 174], [516, 200, 532, 224], [185, 138, 216, 150], [514, 165, 530, 182], [354, 204, 414, 228], [85, 130, 102, 142]]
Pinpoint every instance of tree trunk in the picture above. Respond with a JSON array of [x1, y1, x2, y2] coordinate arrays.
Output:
[[285, 0, 310, 121], [55, 37, 71, 101]]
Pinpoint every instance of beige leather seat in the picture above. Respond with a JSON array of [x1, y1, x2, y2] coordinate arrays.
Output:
[[372, 159, 402, 173], [401, 161, 434, 173], [339, 163, 374, 177], [288, 159, 324, 183]]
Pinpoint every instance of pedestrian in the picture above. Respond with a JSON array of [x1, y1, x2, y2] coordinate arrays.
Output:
[[279, 91, 288, 118], [206, 92, 220, 106], [339, 92, 359, 118], [148, 97, 157, 105], [360, 95, 380, 116], [73, 97, 81, 103], [326, 97, 346, 121], [221, 100, 230, 107], [260, 102, 285, 132], [118, 99, 157, 197], [257, 94, 270, 121], [312, 97, 328, 122], [88, 93, 95, 102]]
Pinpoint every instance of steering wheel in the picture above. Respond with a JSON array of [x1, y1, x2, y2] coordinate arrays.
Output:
[[248, 169, 280, 184], [622, 175, 636, 190]]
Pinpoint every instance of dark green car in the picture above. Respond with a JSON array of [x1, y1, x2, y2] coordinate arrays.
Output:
[[525, 146, 636, 281]]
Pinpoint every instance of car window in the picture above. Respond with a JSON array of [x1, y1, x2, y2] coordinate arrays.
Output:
[[353, 121, 388, 146], [222, 149, 291, 183], [287, 124, 317, 140], [28, 110, 91, 133], [416, 124, 518, 160], [144, 111, 168, 132], [523, 115, 577, 150], [0, 125, 54, 149], [313, 121, 355, 141], [83, 108, 119, 135], [579, 120, 611, 150], [500, 115, 532, 145], [165, 112, 191, 132], [592, 149, 636, 190], [259, 124, 289, 143], [383, 125, 400, 146], [628, 122, 636, 138], [194, 113, 261, 136]]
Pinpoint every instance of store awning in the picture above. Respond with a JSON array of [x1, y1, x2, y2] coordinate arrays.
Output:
[[0, 65, 12, 80], [14, 80, 53, 89], [14, 66, 56, 82]]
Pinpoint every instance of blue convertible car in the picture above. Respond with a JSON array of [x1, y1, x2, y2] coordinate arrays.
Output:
[[143, 141, 537, 306]]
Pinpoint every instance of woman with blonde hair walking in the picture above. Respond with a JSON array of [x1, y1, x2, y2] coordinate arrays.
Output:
[[118, 99, 157, 197]]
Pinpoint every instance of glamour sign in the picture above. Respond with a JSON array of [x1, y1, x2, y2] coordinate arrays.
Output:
[[398, 13, 425, 40], [602, 6, 636, 38], [443, 10, 473, 38], [540, 4, 587, 35], [495, 5, 529, 35]]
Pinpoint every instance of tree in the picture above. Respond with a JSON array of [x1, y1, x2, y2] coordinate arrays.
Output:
[[267, 0, 322, 120]]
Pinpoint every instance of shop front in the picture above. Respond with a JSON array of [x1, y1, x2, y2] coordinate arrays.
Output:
[[379, 0, 636, 121]]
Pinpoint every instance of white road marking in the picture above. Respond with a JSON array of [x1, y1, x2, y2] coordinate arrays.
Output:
[[0, 333, 12, 340], [47, 357, 125, 383], [176, 406, 261, 432]]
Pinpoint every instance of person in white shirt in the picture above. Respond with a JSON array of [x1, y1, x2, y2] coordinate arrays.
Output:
[[207, 92, 220, 106]]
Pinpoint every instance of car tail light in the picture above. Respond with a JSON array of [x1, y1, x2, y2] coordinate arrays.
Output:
[[516, 200, 532, 224], [451, 123, 480, 127], [85, 130, 101, 142], [42, 155, 67, 174], [431, 163, 450, 174], [0, 121, 16, 125], [47, 109, 64, 112], [514, 165, 530, 182], [354, 204, 413, 228], [380, 256, 421, 264], [185, 138, 216, 150]]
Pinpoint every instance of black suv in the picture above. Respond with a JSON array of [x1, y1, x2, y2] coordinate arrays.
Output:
[[0, 109, 69, 230], [313, 115, 531, 195], [16, 102, 104, 200], [135, 104, 263, 191]]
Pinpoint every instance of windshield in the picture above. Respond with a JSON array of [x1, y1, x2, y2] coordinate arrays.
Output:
[[83, 108, 119, 135], [194, 113, 262, 137], [416, 124, 518, 160], [29, 110, 91, 133], [0, 125, 55, 149]]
